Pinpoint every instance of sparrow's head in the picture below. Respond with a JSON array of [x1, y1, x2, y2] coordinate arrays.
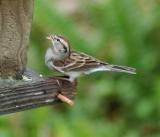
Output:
[[46, 35, 70, 60]]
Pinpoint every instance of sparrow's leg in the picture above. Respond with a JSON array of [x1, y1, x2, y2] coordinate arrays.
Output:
[[69, 76, 76, 83]]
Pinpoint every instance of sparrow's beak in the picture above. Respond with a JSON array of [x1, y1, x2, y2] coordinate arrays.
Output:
[[46, 36, 51, 40], [46, 35, 55, 47]]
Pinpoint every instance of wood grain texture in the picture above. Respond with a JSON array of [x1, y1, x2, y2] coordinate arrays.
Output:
[[0, 0, 33, 78], [0, 76, 76, 115]]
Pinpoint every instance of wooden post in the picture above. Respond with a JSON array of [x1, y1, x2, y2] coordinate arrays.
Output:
[[0, 0, 33, 78]]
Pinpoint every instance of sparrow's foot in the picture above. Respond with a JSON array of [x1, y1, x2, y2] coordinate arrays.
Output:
[[57, 94, 74, 106], [69, 77, 76, 82], [68, 77, 77, 86]]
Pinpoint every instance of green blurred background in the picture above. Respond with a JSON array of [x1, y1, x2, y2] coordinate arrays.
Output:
[[0, 0, 160, 137]]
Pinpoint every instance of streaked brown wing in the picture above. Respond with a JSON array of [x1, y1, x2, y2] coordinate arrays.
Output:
[[57, 51, 107, 72]]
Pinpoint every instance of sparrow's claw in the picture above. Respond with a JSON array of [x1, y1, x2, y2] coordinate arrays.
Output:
[[57, 94, 74, 106]]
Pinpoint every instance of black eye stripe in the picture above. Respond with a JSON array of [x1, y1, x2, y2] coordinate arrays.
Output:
[[63, 45, 67, 53], [55, 36, 68, 53], [60, 42, 67, 53]]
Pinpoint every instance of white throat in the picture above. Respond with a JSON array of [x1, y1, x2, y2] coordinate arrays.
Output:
[[45, 47, 68, 62]]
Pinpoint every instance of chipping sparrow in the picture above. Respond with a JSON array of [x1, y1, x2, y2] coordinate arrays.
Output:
[[45, 35, 136, 82]]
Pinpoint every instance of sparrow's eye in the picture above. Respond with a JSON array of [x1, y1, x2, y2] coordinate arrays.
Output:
[[56, 38, 60, 42]]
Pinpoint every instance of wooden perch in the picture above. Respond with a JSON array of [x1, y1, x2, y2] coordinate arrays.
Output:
[[0, 75, 76, 116]]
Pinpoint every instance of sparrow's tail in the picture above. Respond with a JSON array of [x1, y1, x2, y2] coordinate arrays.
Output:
[[105, 64, 136, 74]]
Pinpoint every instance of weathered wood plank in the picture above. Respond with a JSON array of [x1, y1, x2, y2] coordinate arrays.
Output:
[[0, 76, 76, 115]]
